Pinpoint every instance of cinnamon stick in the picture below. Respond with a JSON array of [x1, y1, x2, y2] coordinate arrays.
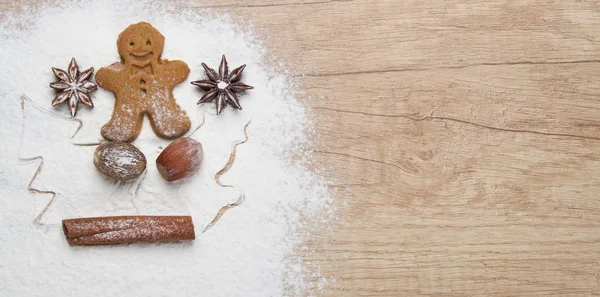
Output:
[[62, 215, 195, 245]]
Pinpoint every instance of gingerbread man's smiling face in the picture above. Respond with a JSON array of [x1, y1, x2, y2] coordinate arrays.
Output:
[[117, 22, 165, 67]]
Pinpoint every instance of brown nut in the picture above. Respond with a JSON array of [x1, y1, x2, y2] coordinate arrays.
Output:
[[93, 142, 147, 181], [156, 137, 203, 182]]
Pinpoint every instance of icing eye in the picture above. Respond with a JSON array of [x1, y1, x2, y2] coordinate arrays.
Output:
[[129, 41, 134, 47], [146, 40, 151, 46]]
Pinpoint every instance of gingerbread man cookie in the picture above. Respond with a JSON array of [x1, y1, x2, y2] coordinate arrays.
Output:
[[96, 22, 191, 142]]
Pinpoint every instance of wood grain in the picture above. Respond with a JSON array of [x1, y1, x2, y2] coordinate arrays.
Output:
[[4, 0, 600, 296], [216, 1, 600, 296]]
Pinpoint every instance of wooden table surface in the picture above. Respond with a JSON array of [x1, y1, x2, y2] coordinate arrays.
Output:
[[234, 1, 600, 296], [5, 0, 600, 296]]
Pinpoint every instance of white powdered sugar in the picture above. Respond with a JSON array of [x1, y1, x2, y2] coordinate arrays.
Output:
[[0, 1, 334, 296]]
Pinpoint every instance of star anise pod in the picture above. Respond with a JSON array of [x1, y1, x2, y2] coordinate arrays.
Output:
[[191, 55, 253, 115], [50, 57, 98, 117]]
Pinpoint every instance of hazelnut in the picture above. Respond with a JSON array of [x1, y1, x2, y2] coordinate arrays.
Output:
[[156, 137, 203, 182]]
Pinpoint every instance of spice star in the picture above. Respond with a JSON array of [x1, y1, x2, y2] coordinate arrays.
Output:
[[191, 55, 253, 115], [49, 58, 98, 117]]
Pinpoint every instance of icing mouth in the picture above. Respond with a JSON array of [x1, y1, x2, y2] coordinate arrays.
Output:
[[129, 52, 152, 62]]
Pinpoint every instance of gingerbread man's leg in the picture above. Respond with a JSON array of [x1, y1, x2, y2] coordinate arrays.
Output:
[[146, 100, 191, 139], [101, 103, 145, 142]]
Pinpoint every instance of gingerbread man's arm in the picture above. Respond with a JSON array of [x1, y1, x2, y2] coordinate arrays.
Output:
[[95, 63, 124, 92], [161, 60, 190, 87]]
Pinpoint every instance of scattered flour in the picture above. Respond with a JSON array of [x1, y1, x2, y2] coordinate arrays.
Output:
[[0, 1, 334, 296]]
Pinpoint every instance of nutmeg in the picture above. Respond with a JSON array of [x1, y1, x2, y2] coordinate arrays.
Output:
[[94, 142, 147, 181], [156, 137, 203, 182]]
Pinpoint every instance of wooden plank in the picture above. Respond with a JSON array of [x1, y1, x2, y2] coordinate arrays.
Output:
[[309, 108, 600, 296], [199, 1, 600, 74]]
